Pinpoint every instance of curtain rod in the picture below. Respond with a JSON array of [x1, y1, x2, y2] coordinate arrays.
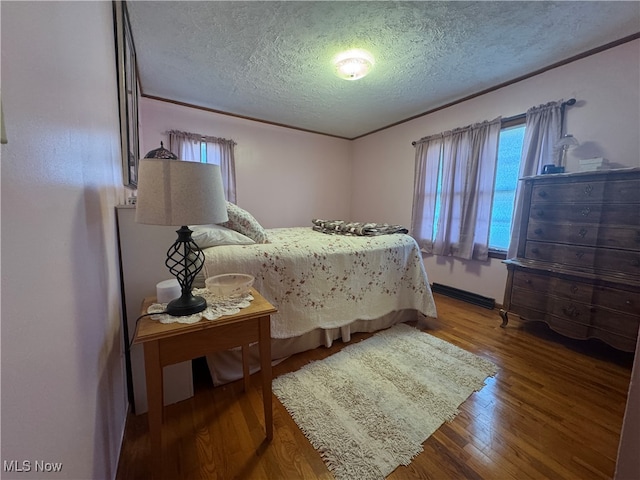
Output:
[[501, 97, 576, 125], [166, 129, 237, 146], [411, 98, 576, 146]]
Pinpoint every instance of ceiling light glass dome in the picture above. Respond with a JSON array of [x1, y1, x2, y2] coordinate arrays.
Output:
[[333, 49, 374, 81]]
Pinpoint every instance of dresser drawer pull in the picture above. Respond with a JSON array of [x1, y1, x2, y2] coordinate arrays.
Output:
[[531, 248, 540, 255], [537, 190, 547, 198], [584, 184, 593, 196], [534, 228, 543, 235], [581, 207, 591, 217], [562, 305, 579, 318], [575, 251, 585, 259], [578, 228, 588, 238], [570, 284, 579, 294], [535, 209, 544, 217], [626, 300, 633, 306]]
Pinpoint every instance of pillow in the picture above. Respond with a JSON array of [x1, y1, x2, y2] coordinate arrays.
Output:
[[222, 202, 269, 244], [190, 224, 255, 248]]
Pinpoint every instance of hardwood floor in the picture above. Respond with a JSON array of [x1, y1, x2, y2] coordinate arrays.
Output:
[[115, 294, 635, 479]]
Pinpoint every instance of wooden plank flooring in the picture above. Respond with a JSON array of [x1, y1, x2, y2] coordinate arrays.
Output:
[[115, 294, 634, 479]]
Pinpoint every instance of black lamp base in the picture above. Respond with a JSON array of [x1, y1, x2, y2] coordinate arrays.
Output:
[[164, 225, 207, 317], [166, 293, 207, 316]]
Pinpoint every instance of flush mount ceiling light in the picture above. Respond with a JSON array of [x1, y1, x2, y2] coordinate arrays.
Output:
[[333, 49, 374, 81]]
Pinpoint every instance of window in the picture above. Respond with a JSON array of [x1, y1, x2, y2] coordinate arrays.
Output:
[[414, 118, 525, 260], [200, 141, 207, 163], [412, 118, 502, 260], [489, 121, 526, 252], [200, 140, 225, 166], [168, 130, 237, 203]]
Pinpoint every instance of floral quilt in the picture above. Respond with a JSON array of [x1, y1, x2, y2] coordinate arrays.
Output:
[[202, 227, 437, 338]]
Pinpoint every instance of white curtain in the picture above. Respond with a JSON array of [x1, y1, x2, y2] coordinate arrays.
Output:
[[168, 130, 200, 161], [205, 139, 237, 204], [411, 118, 501, 261], [411, 137, 442, 252], [506, 101, 562, 258], [168, 130, 237, 203]]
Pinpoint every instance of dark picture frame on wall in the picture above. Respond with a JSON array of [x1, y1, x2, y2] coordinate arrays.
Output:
[[114, 1, 139, 189]]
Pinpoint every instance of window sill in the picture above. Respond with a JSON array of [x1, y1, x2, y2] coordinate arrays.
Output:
[[488, 249, 507, 260]]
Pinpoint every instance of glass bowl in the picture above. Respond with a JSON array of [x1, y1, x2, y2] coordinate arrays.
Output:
[[205, 273, 255, 298]]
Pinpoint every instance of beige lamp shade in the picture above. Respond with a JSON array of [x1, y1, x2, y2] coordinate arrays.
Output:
[[135, 158, 229, 226]]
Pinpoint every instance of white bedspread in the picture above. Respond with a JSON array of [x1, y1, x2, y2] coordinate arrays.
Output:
[[202, 227, 437, 338]]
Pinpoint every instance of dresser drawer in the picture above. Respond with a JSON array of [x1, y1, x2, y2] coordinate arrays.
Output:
[[593, 284, 640, 316], [531, 178, 640, 204], [525, 241, 640, 275], [529, 203, 639, 227], [508, 301, 638, 351], [511, 286, 591, 326], [584, 328, 639, 352], [511, 286, 638, 338], [532, 181, 604, 204], [527, 221, 640, 250], [508, 302, 590, 337], [512, 270, 592, 303], [591, 307, 640, 339], [512, 269, 640, 316]]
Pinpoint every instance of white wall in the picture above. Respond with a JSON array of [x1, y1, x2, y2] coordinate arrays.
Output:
[[139, 98, 353, 228], [351, 39, 640, 303], [1, 2, 128, 479]]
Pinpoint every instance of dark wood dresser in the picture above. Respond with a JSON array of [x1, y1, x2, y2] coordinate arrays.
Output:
[[500, 168, 640, 351]]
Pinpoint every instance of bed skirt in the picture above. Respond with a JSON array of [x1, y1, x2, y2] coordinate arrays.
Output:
[[205, 309, 424, 386]]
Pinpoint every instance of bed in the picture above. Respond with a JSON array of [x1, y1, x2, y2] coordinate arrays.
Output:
[[193, 211, 438, 385]]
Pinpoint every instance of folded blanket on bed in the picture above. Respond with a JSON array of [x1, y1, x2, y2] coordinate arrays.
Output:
[[312, 219, 409, 236]]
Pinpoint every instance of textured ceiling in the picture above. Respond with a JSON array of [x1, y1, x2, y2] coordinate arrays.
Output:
[[127, 1, 640, 139]]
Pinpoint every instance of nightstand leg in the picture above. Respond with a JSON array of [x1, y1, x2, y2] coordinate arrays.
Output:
[[144, 341, 164, 479], [259, 316, 273, 440]]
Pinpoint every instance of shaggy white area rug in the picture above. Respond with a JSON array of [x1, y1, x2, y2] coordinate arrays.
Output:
[[272, 323, 498, 480]]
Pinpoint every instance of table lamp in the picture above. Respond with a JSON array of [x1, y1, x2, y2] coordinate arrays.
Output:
[[556, 133, 579, 170], [135, 147, 228, 316]]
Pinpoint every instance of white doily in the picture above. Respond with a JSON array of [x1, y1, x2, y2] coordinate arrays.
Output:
[[147, 287, 254, 324]]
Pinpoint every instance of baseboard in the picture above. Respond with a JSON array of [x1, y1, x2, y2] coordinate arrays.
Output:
[[431, 283, 496, 310]]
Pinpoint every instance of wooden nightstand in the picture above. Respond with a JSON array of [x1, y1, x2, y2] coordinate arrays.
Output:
[[133, 288, 277, 479]]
